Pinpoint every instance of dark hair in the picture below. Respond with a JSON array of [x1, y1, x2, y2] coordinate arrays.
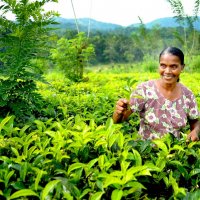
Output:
[[159, 46, 184, 65], [159, 47, 184, 82]]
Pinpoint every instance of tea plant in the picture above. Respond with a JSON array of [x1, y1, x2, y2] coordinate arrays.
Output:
[[0, 71, 199, 199]]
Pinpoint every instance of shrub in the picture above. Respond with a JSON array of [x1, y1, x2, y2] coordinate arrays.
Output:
[[0, 0, 58, 120], [50, 32, 95, 82]]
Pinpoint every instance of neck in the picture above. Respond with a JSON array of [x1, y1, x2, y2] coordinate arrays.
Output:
[[159, 79, 177, 91]]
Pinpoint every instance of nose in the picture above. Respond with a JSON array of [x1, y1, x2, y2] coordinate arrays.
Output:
[[165, 66, 172, 73]]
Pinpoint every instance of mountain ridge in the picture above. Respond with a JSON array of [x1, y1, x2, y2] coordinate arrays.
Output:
[[54, 16, 200, 32]]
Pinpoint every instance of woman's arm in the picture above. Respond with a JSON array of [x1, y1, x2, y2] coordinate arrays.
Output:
[[187, 119, 200, 141], [112, 98, 132, 123]]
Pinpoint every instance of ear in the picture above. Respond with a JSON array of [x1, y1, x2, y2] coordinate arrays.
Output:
[[181, 64, 185, 71]]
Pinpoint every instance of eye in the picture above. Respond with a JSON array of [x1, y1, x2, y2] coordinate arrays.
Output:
[[171, 65, 178, 70], [160, 64, 166, 69]]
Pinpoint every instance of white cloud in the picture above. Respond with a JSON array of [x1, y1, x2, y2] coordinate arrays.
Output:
[[2, 0, 197, 26]]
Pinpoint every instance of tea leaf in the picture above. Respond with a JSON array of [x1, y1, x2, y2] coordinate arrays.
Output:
[[189, 168, 200, 177], [5, 170, 15, 188], [90, 191, 104, 200], [104, 176, 122, 188], [132, 149, 142, 166], [118, 132, 124, 150], [67, 163, 85, 174], [41, 180, 61, 200], [11, 147, 20, 158], [9, 189, 39, 199], [20, 162, 28, 182], [108, 134, 118, 148], [111, 189, 123, 200], [95, 140, 107, 148], [87, 158, 98, 169], [34, 169, 47, 190], [79, 188, 92, 199], [152, 139, 168, 154], [170, 144, 184, 151], [0, 116, 14, 133], [125, 181, 146, 191]]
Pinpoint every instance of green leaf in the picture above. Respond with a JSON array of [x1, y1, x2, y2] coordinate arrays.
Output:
[[90, 191, 104, 200], [95, 140, 107, 148], [67, 163, 84, 174], [20, 162, 28, 182], [117, 132, 124, 149], [188, 141, 198, 148], [108, 134, 118, 148], [9, 189, 39, 199], [0, 116, 14, 133], [189, 168, 200, 177], [79, 188, 92, 199], [111, 189, 123, 200], [125, 181, 146, 191], [170, 144, 184, 151], [41, 180, 61, 200], [98, 155, 105, 170], [87, 158, 98, 169], [34, 169, 47, 190], [104, 176, 122, 188], [153, 139, 168, 154], [11, 147, 20, 158], [5, 170, 15, 188], [132, 149, 142, 166]]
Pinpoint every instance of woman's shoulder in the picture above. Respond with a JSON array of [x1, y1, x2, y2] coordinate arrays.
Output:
[[138, 80, 155, 88], [179, 83, 195, 96]]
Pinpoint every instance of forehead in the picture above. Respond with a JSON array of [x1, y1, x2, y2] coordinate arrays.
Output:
[[160, 53, 181, 63]]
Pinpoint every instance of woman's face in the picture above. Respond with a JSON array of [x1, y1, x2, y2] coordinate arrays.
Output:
[[159, 53, 184, 84]]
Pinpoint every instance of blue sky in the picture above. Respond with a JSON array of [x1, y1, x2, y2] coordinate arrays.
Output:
[[44, 0, 194, 26]]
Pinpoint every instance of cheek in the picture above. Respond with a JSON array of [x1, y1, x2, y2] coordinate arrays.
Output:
[[158, 68, 164, 75], [174, 70, 182, 76]]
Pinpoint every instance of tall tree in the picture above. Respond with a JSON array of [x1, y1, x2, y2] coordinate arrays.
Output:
[[0, 0, 58, 120], [166, 0, 200, 55]]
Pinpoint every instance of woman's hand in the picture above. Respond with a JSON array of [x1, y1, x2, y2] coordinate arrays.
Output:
[[112, 98, 132, 123], [187, 130, 199, 142], [187, 119, 200, 142]]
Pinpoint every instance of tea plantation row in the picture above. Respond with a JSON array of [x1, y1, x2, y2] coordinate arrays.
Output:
[[0, 71, 200, 199]]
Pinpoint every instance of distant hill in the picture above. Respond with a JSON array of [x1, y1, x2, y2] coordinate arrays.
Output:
[[54, 17, 123, 32], [54, 16, 200, 32], [144, 17, 200, 30]]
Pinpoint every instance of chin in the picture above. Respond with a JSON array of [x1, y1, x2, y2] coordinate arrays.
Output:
[[162, 76, 177, 83]]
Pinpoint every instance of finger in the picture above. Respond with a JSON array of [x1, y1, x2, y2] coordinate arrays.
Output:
[[118, 100, 128, 108], [116, 105, 126, 113], [122, 99, 128, 104], [191, 135, 199, 142]]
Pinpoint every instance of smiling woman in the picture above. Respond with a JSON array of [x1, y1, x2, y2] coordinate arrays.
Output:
[[113, 46, 200, 141]]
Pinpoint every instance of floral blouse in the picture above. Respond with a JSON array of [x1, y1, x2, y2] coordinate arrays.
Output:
[[130, 80, 199, 140]]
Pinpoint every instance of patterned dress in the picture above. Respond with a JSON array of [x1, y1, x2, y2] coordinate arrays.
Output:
[[130, 80, 199, 139]]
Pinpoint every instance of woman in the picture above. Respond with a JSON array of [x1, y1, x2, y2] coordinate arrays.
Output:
[[113, 47, 200, 141]]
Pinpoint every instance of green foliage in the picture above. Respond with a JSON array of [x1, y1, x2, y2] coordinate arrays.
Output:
[[50, 32, 95, 82], [0, 70, 199, 199], [0, 0, 58, 119], [1, 114, 200, 199], [188, 55, 200, 72], [166, 0, 200, 56]]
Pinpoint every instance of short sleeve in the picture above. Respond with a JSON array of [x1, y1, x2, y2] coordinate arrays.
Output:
[[187, 93, 199, 120], [129, 83, 146, 112]]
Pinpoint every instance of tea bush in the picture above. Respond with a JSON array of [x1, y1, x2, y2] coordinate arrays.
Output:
[[0, 71, 200, 199]]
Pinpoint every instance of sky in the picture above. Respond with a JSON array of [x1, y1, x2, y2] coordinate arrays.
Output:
[[43, 0, 195, 26]]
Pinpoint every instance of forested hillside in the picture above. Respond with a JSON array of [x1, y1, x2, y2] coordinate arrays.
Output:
[[52, 16, 200, 65]]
